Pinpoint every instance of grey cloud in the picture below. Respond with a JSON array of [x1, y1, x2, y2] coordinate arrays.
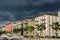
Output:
[[0, 0, 28, 7], [0, 0, 59, 7], [12, 10, 36, 20], [0, 20, 11, 27], [0, 0, 59, 12], [32, 0, 60, 6], [0, 0, 59, 26], [0, 11, 16, 21], [22, 10, 35, 18], [23, 10, 35, 15]]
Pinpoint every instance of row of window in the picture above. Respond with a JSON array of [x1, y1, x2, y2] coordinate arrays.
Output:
[[35, 16, 58, 25]]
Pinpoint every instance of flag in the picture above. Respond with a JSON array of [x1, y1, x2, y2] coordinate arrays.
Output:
[[5, 23, 13, 32]]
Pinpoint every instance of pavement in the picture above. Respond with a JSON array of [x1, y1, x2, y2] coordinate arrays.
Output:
[[27, 38, 60, 40], [0, 35, 60, 40]]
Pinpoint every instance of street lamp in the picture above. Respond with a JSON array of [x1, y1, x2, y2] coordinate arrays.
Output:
[[21, 20, 23, 35]]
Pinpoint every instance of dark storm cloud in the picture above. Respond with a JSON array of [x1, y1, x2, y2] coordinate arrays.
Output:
[[0, 0, 60, 26]]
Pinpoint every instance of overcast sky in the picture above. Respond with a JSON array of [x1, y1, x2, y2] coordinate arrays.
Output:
[[0, 0, 60, 26]]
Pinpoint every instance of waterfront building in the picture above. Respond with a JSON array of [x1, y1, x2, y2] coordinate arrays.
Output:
[[12, 13, 59, 37], [35, 13, 58, 36], [17, 13, 58, 37], [58, 10, 60, 36], [1, 12, 59, 37], [58, 10, 60, 23]]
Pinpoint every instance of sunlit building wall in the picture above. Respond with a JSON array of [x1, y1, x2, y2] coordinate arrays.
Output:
[[58, 10, 60, 23], [35, 13, 58, 36], [58, 10, 60, 36], [3, 13, 59, 36]]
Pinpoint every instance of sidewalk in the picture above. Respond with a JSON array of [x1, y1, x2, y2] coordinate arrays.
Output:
[[24, 38, 60, 40]]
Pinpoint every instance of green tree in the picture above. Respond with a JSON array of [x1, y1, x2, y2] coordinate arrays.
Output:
[[28, 26, 35, 36], [23, 27, 29, 40], [13, 28, 21, 34], [0, 31, 6, 35], [51, 22, 60, 37], [36, 24, 46, 40], [24, 27, 29, 35], [0, 31, 3, 35], [28, 26, 34, 40], [24, 26, 35, 36], [24, 26, 34, 40]]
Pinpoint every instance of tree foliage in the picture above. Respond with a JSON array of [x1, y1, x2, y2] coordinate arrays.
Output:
[[36, 24, 46, 31], [51, 22, 60, 37], [13, 28, 21, 33]]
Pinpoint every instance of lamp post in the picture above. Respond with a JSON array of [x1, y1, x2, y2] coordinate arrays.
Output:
[[25, 19, 28, 36], [21, 20, 23, 35]]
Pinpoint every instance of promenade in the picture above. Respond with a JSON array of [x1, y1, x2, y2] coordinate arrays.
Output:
[[0, 36, 60, 40], [23, 38, 60, 40]]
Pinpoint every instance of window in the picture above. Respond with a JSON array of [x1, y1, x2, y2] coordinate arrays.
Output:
[[55, 17, 57, 20], [41, 19, 45, 21], [35, 21, 38, 22], [48, 16, 50, 23]]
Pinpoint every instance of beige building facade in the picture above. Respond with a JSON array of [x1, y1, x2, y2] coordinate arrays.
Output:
[[58, 11, 60, 36], [13, 18, 35, 36], [58, 10, 60, 23], [14, 13, 59, 36], [2, 13, 59, 36], [35, 13, 58, 36]]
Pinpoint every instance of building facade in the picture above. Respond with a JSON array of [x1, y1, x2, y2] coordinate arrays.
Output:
[[35, 13, 58, 36], [58, 11, 60, 36], [12, 13, 59, 36], [58, 10, 60, 23], [1, 13, 59, 36]]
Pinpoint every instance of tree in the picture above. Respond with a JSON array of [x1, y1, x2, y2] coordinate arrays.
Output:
[[28, 26, 35, 36], [24, 26, 34, 40], [28, 26, 35, 40], [51, 22, 60, 37], [36, 24, 46, 40], [0, 31, 6, 35], [24, 19, 28, 35], [23, 27, 29, 37], [13, 28, 21, 34], [0, 31, 4, 35], [24, 26, 35, 36], [0, 31, 2, 35]]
